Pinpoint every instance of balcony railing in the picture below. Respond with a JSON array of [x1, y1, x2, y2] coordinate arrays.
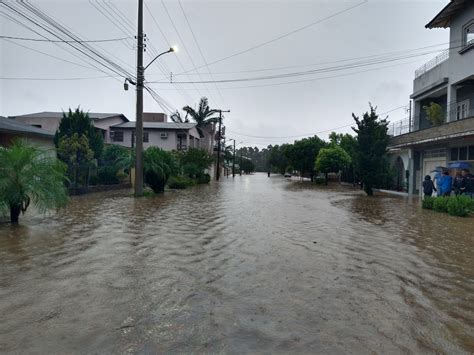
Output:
[[414, 49, 449, 79], [388, 105, 474, 137]]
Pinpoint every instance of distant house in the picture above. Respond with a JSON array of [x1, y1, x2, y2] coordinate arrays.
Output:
[[388, 0, 474, 195], [0, 116, 55, 152], [110, 114, 201, 151], [10, 111, 129, 144]]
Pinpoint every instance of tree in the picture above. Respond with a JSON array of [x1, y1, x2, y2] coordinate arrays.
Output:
[[240, 158, 255, 174], [423, 102, 445, 126], [0, 140, 68, 224], [97, 144, 132, 184], [54, 108, 103, 159], [286, 136, 326, 182], [57, 133, 94, 188], [267, 144, 290, 174], [352, 105, 390, 195], [143, 147, 178, 193], [183, 97, 219, 153], [329, 132, 358, 183], [315, 146, 351, 184], [175, 148, 213, 179]]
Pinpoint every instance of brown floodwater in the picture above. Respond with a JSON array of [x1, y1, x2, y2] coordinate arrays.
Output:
[[0, 173, 473, 354]]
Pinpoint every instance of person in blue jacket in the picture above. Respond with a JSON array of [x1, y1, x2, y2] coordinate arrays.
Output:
[[440, 170, 453, 196]]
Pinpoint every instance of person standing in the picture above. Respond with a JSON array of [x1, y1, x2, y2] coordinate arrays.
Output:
[[460, 169, 474, 198], [422, 175, 436, 199], [440, 170, 453, 197], [453, 172, 464, 195], [434, 171, 443, 196]]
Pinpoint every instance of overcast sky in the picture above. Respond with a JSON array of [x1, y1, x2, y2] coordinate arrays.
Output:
[[0, 0, 448, 147]]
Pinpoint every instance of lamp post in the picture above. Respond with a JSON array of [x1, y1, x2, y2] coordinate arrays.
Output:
[[130, 0, 178, 197]]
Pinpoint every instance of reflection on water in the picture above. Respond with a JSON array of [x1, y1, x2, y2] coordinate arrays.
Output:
[[0, 174, 473, 353]]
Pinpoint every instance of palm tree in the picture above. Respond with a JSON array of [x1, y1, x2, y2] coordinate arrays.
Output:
[[0, 140, 68, 224], [183, 97, 219, 153]]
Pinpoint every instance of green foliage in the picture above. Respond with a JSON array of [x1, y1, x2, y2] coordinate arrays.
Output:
[[352, 105, 390, 196], [97, 144, 131, 185], [54, 108, 103, 159], [422, 196, 435, 210], [167, 175, 195, 189], [143, 147, 178, 193], [268, 144, 290, 174], [315, 146, 351, 175], [447, 196, 474, 217], [183, 97, 219, 138], [423, 102, 445, 126], [433, 197, 449, 213], [175, 148, 213, 179], [240, 158, 255, 174], [286, 136, 327, 179], [196, 173, 211, 184], [0, 140, 68, 223], [57, 133, 94, 188]]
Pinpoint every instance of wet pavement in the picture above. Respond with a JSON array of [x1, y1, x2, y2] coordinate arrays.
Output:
[[0, 173, 473, 353]]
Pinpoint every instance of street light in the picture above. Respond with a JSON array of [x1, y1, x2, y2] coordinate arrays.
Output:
[[131, 36, 177, 196]]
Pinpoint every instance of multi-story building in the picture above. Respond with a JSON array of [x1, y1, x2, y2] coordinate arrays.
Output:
[[388, 0, 474, 195]]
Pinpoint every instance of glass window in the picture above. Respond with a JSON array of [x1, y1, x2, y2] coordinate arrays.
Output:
[[469, 146, 474, 160], [450, 147, 458, 161], [467, 23, 474, 46], [459, 147, 468, 160], [113, 131, 124, 142], [143, 132, 149, 143]]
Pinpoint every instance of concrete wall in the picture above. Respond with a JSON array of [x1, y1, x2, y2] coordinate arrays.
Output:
[[0, 132, 55, 156], [93, 117, 126, 143], [413, 61, 449, 94], [111, 129, 201, 151], [14, 116, 60, 133]]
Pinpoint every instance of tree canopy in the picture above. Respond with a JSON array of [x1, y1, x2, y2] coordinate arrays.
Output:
[[352, 105, 390, 195], [315, 146, 351, 184]]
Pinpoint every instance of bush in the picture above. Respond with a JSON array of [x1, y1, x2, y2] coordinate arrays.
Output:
[[97, 165, 119, 185], [143, 147, 178, 193], [433, 196, 449, 213], [314, 176, 325, 185], [422, 196, 435, 210], [168, 175, 195, 189], [447, 196, 474, 217], [196, 173, 211, 184]]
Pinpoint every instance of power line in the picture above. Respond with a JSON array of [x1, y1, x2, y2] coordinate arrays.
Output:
[[0, 75, 116, 81], [174, 0, 367, 76], [0, 34, 130, 42]]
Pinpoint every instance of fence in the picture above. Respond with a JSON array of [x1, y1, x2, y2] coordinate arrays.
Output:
[[414, 49, 449, 78]]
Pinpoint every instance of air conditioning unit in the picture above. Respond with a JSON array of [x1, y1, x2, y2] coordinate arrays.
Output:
[[160, 132, 168, 139]]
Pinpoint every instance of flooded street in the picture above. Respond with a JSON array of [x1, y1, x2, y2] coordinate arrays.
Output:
[[0, 173, 473, 354]]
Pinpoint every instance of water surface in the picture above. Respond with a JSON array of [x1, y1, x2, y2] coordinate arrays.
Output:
[[0, 173, 473, 353]]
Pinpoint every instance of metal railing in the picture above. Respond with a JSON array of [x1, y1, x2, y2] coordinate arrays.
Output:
[[387, 117, 412, 137], [414, 49, 449, 78]]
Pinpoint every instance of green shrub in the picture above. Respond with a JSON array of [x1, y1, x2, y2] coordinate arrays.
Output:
[[447, 196, 474, 217], [433, 196, 449, 213], [314, 176, 325, 185], [168, 175, 195, 189], [143, 147, 178, 193], [97, 165, 119, 184], [196, 173, 211, 184], [422, 196, 435, 210]]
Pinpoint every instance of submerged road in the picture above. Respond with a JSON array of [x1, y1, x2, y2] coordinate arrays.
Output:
[[0, 173, 473, 353]]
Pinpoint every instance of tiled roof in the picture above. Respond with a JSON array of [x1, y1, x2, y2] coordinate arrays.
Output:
[[112, 121, 197, 130], [10, 111, 129, 122], [0, 116, 54, 137]]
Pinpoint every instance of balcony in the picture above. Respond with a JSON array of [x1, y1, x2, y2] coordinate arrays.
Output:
[[414, 49, 449, 79]]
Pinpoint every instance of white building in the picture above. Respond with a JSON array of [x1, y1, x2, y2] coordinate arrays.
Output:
[[388, 0, 474, 195]]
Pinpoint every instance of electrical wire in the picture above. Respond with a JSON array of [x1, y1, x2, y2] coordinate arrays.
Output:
[[0, 34, 130, 42]]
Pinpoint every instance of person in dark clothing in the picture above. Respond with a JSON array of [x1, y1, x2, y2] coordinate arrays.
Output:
[[453, 172, 464, 195], [422, 175, 436, 199], [460, 169, 474, 198]]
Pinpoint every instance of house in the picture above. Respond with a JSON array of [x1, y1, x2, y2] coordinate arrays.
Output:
[[0, 116, 55, 153], [10, 111, 129, 144], [110, 113, 201, 151], [388, 0, 474, 195]]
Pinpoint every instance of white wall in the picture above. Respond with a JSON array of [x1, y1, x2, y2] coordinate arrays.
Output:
[[111, 129, 201, 151], [94, 117, 127, 143]]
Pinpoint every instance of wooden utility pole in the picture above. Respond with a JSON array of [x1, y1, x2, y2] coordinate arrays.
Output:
[[134, 0, 144, 197], [232, 139, 236, 178]]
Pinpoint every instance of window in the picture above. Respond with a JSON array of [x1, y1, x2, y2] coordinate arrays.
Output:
[[143, 132, 149, 143], [459, 146, 468, 160], [113, 131, 124, 142], [456, 100, 470, 120], [466, 23, 474, 46], [469, 146, 474, 160], [451, 147, 458, 161], [424, 148, 446, 159]]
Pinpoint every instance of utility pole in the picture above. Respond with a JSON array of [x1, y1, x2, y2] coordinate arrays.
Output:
[[134, 0, 144, 197], [408, 100, 412, 133], [215, 109, 230, 181], [232, 139, 236, 178]]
